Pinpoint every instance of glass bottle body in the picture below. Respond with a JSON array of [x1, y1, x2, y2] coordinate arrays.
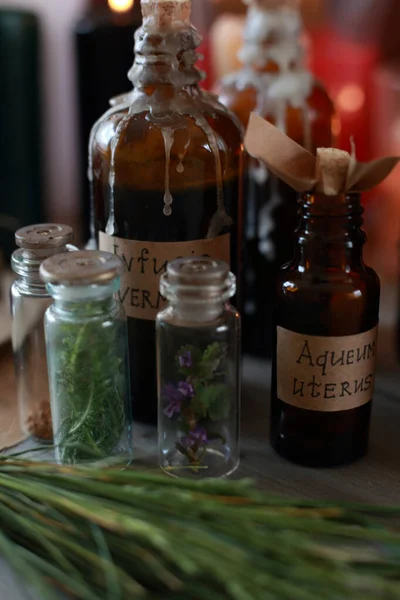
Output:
[[44, 284, 132, 465], [216, 1, 335, 357], [157, 304, 241, 478], [11, 277, 53, 442], [91, 4, 243, 424], [271, 193, 380, 467], [11, 225, 75, 444]]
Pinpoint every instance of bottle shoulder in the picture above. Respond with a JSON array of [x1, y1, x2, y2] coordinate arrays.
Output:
[[276, 265, 380, 335], [92, 88, 243, 149], [91, 106, 130, 153], [91, 89, 243, 190], [277, 264, 380, 297], [45, 299, 124, 326]]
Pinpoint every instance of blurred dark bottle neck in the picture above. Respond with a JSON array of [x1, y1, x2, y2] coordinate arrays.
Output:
[[293, 192, 366, 270]]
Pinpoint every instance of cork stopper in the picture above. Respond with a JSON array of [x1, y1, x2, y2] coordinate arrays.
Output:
[[15, 224, 73, 251], [40, 251, 124, 286], [141, 0, 191, 29], [316, 148, 351, 195]]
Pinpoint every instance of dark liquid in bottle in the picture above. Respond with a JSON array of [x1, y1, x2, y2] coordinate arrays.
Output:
[[243, 174, 297, 358], [271, 265, 380, 467], [108, 177, 240, 424]]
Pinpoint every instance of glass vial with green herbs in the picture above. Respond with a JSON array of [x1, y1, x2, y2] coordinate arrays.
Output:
[[40, 251, 132, 465], [11, 223, 75, 444], [157, 257, 241, 478]]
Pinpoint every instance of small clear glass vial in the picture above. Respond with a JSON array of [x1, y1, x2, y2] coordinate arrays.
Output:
[[157, 257, 241, 478], [11, 223, 74, 443], [40, 251, 133, 465]]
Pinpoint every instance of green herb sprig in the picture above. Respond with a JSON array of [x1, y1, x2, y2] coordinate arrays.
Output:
[[162, 342, 231, 467], [0, 456, 399, 599], [50, 301, 129, 464]]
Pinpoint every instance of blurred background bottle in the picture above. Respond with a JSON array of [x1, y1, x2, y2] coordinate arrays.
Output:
[[0, 9, 44, 263], [216, 0, 335, 358], [74, 0, 142, 244]]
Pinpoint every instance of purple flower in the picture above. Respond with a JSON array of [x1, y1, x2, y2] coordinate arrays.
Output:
[[163, 400, 181, 418], [178, 381, 195, 398], [162, 384, 183, 418], [179, 350, 192, 368], [182, 427, 208, 448]]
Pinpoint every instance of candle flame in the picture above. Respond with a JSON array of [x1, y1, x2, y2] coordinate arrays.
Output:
[[108, 0, 134, 13]]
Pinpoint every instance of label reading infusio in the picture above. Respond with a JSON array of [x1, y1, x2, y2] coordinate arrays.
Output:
[[277, 326, 378, 412], [99, 232, 231, 321]]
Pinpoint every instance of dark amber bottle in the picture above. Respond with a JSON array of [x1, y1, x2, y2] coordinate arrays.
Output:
[[271, 192, 380, 467], [90, 0, 243, 424], [216, 0, 335, 358]]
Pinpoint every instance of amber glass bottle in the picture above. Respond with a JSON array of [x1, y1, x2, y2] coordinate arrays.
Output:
[[271, 192, 380, 467], [216, 0, 335, 358], [90, 0, 243, 424]]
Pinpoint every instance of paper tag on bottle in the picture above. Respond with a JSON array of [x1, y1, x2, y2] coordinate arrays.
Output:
[[99, 232, 231, 321], [277, 325, 378, 412]]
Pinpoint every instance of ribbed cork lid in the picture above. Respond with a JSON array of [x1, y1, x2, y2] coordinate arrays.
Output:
[[40, 251, 124, 286], [15, 224, 73, 250]]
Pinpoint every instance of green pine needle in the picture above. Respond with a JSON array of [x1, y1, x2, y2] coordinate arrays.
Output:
[[0, 455, 399, 599]]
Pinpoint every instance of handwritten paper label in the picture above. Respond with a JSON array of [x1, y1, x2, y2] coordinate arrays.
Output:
[[99, 232, 230, 321], [277, 326, 378, 412]]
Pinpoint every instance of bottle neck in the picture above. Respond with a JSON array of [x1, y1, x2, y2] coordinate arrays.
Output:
[[160, 262, 236, 324], [169, 300, 226, 323], [49, 282, 118, 318], [12, 246, 72, 296], [294, 193, 366, 270], [129, 0, 202, 90], [238, 4, 304, 73]]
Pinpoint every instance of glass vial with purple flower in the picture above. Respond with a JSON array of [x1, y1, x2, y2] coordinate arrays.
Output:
[[157, 257, 241, 478]]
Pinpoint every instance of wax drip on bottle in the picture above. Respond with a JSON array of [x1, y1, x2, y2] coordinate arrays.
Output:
[[88, 115, 106, 248], [192, 115, 232, 239], [106, 115, 131, 235], [88, 102, 130, 247], [223, 0, 313, 175], [302, 106, 312, 153], [258, 175, 281, 260], [162, 128, 175, 217], [274, 102, 288, 135], [118, 0, 234, 228], [177, 135, 190, 174]]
